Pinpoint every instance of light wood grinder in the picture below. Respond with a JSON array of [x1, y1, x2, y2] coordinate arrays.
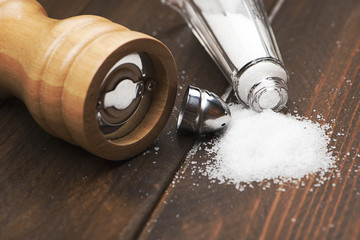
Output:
[[0, 0, 177, 160]]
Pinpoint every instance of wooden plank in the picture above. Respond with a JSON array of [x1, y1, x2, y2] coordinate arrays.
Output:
[[0, 0, 203, 239], [0, 1, 292, 240], [37, 0, 93, 19], [139, 0, 360, 239]]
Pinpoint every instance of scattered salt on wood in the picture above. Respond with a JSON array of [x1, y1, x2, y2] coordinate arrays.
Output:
[[202, 104, 336, 190]]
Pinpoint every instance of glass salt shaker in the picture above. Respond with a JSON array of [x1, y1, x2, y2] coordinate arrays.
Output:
[[164, 0, 289, 111]]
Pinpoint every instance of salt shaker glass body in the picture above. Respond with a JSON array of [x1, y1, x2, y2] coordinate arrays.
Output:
[[164, 0, 289, 111]]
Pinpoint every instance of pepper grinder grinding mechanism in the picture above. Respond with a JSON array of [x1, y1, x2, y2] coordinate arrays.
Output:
[[164, 0, 289, 112], [0, 0, 177, 160]]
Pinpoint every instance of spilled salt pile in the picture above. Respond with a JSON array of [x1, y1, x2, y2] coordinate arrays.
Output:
[[203, 104, 336, 188]]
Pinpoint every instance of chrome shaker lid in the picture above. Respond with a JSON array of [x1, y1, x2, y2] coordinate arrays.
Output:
[[177, 85, 231, 133]]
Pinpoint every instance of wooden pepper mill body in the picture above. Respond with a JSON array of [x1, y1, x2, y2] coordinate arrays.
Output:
[[0, 0, 177, 160]]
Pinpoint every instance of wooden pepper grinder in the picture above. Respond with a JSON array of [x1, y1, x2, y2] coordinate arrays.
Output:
[[0, 0, 177, 160]]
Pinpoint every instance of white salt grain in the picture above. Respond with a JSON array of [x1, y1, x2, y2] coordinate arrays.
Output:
[[202, 12, 267, 68], [205, 104, 335, 187]]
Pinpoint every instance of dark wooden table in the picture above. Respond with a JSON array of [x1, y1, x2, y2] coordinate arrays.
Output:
[[1, 0, 360, 239]]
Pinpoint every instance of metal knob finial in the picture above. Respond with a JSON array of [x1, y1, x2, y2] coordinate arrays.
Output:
[[177, 85, 231, 133]]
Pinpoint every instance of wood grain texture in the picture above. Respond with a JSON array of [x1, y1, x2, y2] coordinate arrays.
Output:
[[139, 0, 360, 239], [1, 0, 359, 240]]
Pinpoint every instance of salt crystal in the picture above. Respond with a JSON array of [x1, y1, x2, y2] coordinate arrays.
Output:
[[204, 104, 335, 189], [202, 12, 267, 69]]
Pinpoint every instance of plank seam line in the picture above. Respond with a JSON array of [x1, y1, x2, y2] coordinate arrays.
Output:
[[131, 139, 201, 240], [134, 0, 286, 239]]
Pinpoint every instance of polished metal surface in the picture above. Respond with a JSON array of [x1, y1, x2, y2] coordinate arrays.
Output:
[[178, 85, 231, 133]]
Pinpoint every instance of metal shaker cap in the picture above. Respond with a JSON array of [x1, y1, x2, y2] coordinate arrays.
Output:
[[177, 85, 231, 133]]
